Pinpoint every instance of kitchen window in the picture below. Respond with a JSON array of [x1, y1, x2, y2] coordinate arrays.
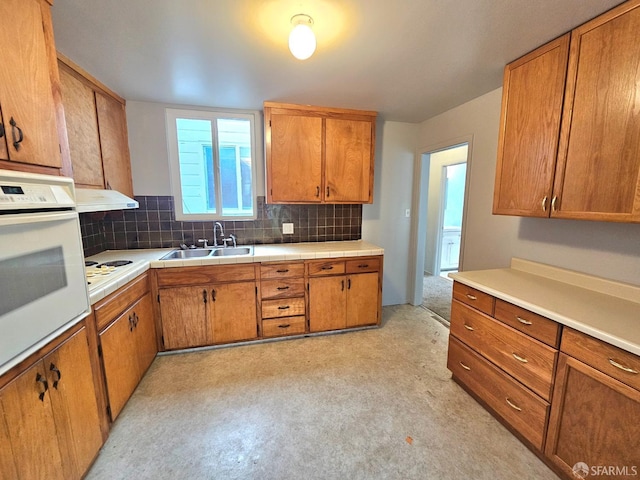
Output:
[[166, 108, 258, 220]]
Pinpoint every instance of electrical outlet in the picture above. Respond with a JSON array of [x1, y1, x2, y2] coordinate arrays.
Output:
[[405, 209, 411, 218], [283, 223, 294, 234]]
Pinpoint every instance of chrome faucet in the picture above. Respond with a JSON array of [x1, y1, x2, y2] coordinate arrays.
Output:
[[213, 222, 224, 247]]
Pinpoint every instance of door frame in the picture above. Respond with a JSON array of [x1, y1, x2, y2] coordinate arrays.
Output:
[[407, 135, 473, 305]]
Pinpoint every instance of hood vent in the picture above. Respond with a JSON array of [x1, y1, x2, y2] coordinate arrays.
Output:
[[75, 188, 139, 213]]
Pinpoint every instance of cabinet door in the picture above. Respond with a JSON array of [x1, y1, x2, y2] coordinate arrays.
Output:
[[100, 305, 140, 420], [0, 361, 65, 479], [159, 286, 209, 349], [0, 0, 61, 168], [554, 3, 640, 222], [210, 282, 257, 343], [96, 92, 134, 197], [346, 273, 379, 328], [325, 118, 374, 203], [492, 34, 569, 217], [59, 66, 104, 188], [309, 276, 347, 332], [545, 353, 640, 477], [134, 293, 158, 376], [45, 328, 102, 479], [267, 112, 322, 203]]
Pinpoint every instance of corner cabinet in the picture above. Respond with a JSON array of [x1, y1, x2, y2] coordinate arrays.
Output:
[[264, 102, 376, 204], [58, 54, 134, 197], [493, 0, 640, 223], [0, 0, 68, 174]]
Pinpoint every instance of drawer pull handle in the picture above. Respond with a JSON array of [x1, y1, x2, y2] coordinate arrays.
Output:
[[276, 286, 290, 291], [608, 358, 639, 374], [466, 294, 477, 301], [541, 196, 548, 212], [463, 324, 474, 331], [278, 324, 291, 329], [49, 363, 62, 389], [358, 264, 369, 268], [505, 397, 522, 412], [278, 305, 290, 310], [276, 269, 289, 273], [512, 353, 528, 364], [36, 373, 49, 402], [321, 265, 334, 270], [459, 362, 471, 371], [516, 316, 533, 326]]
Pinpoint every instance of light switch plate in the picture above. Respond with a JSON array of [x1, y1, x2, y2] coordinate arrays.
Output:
[[283, 223, 294, 234]]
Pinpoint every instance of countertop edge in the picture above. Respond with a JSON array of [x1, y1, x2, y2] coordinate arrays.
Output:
[[450, 270, 640, 357]]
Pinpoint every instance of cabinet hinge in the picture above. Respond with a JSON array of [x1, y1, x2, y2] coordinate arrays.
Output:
[[106, 405, 112, 419], [157, 294, 160, 303], [161, 335, 165, 348], [255, 286, 258, 295], [97, 344, 103, 357], [307, 283, 309, 292], [269, 120, 272, 127]]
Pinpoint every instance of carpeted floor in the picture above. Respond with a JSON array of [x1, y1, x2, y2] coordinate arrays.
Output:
[[86, 305, 557, 480], [422, 275, 453, 322]]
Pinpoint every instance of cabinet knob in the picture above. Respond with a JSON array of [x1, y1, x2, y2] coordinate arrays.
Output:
[[276, 286, 290, 291], [463, 323, 474, 331], [541, 196, 548, 212], [211, 289, 216, 302], [315, 186, 320, 197], [505, 397, 522, 412], [202, 289, 207, 304], [608, 358, 638, 374], [551, 196, 558, 212], [276, 269, 289, 273], [466, 294, 477, 301], [512, 353, 528, 364], [326, 186, 330, 197], [459, 361, 471, 371], [516, 316, 533, 326], [278, 324, 291, 329]]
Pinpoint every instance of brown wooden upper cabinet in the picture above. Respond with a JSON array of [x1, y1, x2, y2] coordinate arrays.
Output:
[[264, 102, 376, 204], [494, 0, 640, 223], [58, 54, 134, 197], [0, 0, 65, 174]]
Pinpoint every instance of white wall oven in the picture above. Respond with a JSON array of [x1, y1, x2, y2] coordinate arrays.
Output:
[[0, 170, 90, 374]]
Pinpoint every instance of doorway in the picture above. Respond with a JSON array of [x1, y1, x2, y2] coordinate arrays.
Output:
[[408, 138, 472, 312]]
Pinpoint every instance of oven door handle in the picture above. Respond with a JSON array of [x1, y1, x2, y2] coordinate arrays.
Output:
[[0, 210, 78, 227]]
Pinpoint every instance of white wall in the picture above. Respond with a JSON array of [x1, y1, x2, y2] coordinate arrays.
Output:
[[127, 100, 419, 305], [126, 101, 265, 196], [418, 88, 640, 287], [362, 121, 418, 305]]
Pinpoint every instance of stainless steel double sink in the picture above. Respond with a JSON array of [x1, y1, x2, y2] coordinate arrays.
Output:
[[160, 246, 253, 260]]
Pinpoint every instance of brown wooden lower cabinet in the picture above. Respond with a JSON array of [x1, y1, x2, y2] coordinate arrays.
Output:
[[99, 293, 157, 420], [545, 353, 640, 478], [0, 326, 103, 480]]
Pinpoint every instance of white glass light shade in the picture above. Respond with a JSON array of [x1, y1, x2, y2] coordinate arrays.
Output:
[[288, 23, 316, 60]]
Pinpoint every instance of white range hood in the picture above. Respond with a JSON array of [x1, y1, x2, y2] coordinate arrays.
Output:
[[75, 188, 139, 213]]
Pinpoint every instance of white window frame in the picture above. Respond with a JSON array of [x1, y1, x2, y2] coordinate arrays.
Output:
[[165, 108, 259, 221]]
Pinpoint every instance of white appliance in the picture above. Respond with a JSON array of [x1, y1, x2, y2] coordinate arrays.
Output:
[[75, 187, 138, 213], [0, 170, 90, 375]]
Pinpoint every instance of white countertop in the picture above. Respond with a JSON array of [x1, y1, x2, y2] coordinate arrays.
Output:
[[450, 258, 640, 357], [86, 240, 384, 305]]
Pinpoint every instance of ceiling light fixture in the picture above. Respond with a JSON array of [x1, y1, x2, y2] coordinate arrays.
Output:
[[289, 14, 316, 60]]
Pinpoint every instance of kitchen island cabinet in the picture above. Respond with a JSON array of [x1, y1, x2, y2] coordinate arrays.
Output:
[[0, 325, 103, 480], [493, 0, 640, 223], [264, 102, 376, 204], [0, 0, 68, 175]]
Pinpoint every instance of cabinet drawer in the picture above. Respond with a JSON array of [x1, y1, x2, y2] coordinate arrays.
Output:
[[262, 297, 305, 319], [345, 257, 381, 274], [260, 263, 304, 280], [261, 278, 305, 299], [308, 260, 345, 276], [156, 264, 256, 286], [95, 273, 149, 331], [262, 316, 306, 337], [561, 328, 640, 392], [451, 300, 557, 400], [495, 299, 561, 347], [448, 336, 550, 450], [452, 282, 495, 315]]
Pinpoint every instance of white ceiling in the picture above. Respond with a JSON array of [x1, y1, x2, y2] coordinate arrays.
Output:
[[51, 0, 624, 123]]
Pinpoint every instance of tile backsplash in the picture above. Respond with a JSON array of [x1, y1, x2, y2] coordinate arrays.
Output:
[[80, 195, 362, 256]]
